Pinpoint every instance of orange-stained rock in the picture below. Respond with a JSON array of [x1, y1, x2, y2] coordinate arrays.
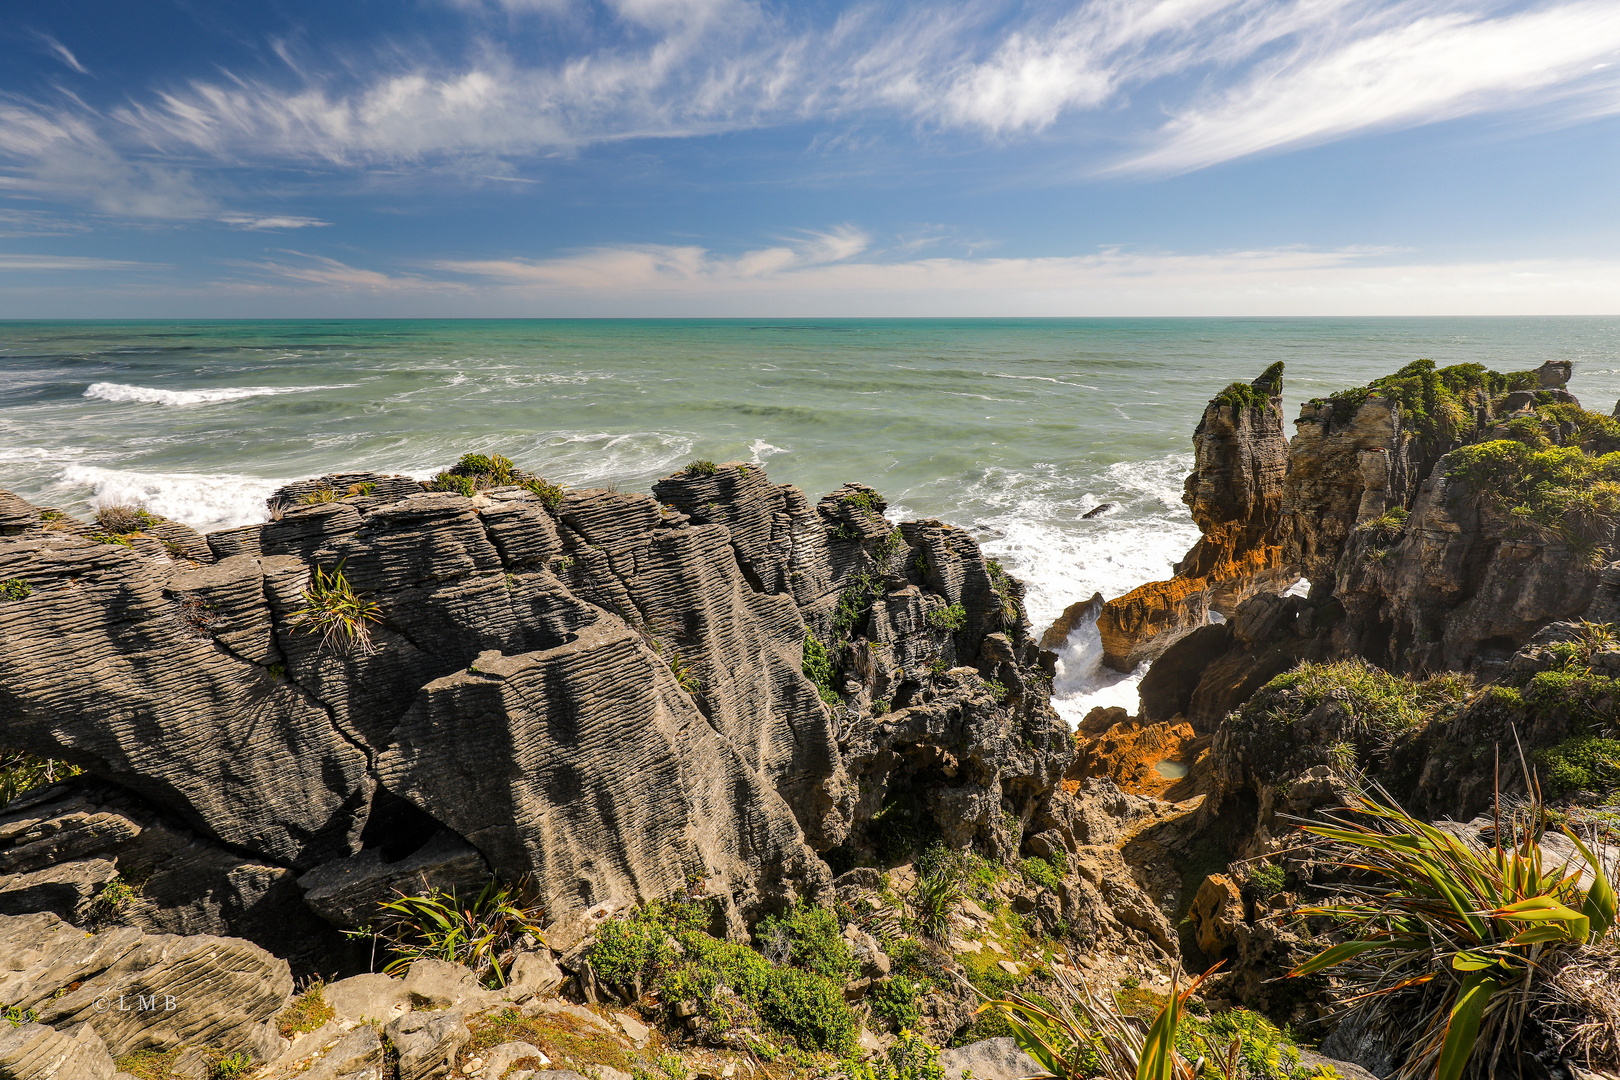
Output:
[[1067, 711, 1206, 799], [1189, 873, 1247, 957], [1097, 366, 1292, 671]]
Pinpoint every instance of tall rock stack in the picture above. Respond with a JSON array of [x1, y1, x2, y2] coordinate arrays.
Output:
[[1097, 363, 1291, 672]]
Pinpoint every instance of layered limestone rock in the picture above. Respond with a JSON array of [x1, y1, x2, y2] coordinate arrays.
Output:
[[0, 457, 1073, 956], [1097, 364, 1290, 671]]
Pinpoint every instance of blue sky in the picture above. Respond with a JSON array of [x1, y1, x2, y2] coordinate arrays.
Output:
[[3, 0, 1620, 316]]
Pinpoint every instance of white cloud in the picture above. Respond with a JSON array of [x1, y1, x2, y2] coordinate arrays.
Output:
[[218, 213, 331, 230], [1118, 0, 1620, 173], [0, 254, 155, 271], [40, 35, 89, 75]]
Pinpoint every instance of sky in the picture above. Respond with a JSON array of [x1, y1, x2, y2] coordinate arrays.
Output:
[[3, 0, 1620, 316]]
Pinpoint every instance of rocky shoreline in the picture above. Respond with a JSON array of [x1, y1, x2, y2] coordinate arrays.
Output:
[[4, 355, 1620, 1079]]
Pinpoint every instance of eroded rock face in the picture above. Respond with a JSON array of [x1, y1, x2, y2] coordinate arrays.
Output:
[[0, 458, 1068, 959], [1098, 367, 1291, 671], [0, 912, 292, 1060]]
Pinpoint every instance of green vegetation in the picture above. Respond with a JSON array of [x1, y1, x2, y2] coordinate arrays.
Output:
[[95, 504, 162, 534], [2, 1004, 38, 1027], [986, 559, 1022, 631], [832, 572, 878, 641], [843, 489, 883, 516], [685, 460, 718, 476], [983, 967, 1330, 1080], [1315, 359, 1540, 444], [276, 983, 335, 1038], [0, 750, 83, 806], [757, 901, 857, 981], [207, 1052, 254, 1079], [1245, 862, 1289, 899], [428, 471, 479, 497], [1446, 440, 1620, 558], [1357, 506, 1409, 550], [1211, 361, 1285, 410], [926, 603, 967, 632], [523, 477, 567, 511], [587, 898, 858, 1054], [355, 876, 544, 988], [455, 453, 518, 484], [0, 578, 30, 600], [869, 974, 924, 1032], [113, 1049, 184, 1080], [1019, 852, 1064, 892], [1289, 786, 1617, 1080], [1537, 736, 1620, 798], [984, 678, 1009, 703], [462, 1006, 635, 1078], [802, 635, 840, 705], [1240, 658, 1469, 751], [347, 481, 377, 496], [908, 862, 961, 942], [845, 1030, 945, 1080], [298, 486, 340, 505], [291, 561, 383, 655], [667, 649, 702, 696], [88, 532, 134, 547], [90, 875, 138, 920]]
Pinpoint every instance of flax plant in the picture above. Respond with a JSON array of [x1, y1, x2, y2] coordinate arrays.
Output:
[[976, 966, 1223, 1080], [367, 877, 545, 988], [290, 560, 383, 655], [1287, 781, 1617, 1080]]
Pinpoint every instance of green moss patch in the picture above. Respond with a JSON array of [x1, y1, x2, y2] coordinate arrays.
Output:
[[462, 1007, 637, 1075]]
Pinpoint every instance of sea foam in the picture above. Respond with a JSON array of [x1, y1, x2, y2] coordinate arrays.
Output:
[[61, 466, 284, 532], [83, 382, 354, 406]]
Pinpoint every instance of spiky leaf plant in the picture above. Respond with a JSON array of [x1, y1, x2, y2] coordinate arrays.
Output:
[[290, 561, 383, 655], [1288, 783, 1617, 1080], [364, 877, 545, 988]]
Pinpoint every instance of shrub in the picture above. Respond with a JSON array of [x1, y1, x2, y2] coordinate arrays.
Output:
[[985, 678, 1009, 703], [756, 901, 857, 981], [685, 460, 718, 476], [758, 966, 857, 1055], [926, 603, 967, 632], [1445, 440, 1620, 557], [277, 983, 335, 1037], [832, 572, 877, 641], [95, 504, 161, 534], [0, 579, 30, 601], [869, 974, 924, 1032], [524, 478, 567, 511], [428, 471, 478, 497], [1211, 362, 1284, 410], [1537, 736, 1620, 798], [802, 635, 839, 705], [207, 1051, 254, 1079], [455, 453, 518, 484], [589, 899, 857, 1054], [298, 487, 340, 505], [90, 876, 138, 920], [346, 481, 377, 496], [1289, 785, 1617, 1080], [1245, 658, 1468, 747], [1020, 855, 1062, 892], [845, 1029, 943, 1080], [909, 863, 961, 942], [0, 750, 82, 806], [290, 561, 383, 655], [361, 876, 544, 988], [1245, 862, 1289, 898]]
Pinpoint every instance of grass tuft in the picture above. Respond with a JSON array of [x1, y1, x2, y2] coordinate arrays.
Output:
[[290, 560, 383, 655]]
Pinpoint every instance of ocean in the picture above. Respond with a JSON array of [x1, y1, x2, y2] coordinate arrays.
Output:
[[6, 317, 1620, 722]]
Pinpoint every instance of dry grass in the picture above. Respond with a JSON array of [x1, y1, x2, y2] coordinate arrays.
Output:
[[1540, 944, 1620, 1072]]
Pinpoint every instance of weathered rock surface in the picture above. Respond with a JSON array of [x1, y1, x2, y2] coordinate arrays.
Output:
[[0, 912, 291, 1060], [1099, 366, 1290, 671], [0, 781, 344, 973], [938, 1038, 1044, 1080], [0, 1021, 117, 1080], [0, 457, 1071, 958]]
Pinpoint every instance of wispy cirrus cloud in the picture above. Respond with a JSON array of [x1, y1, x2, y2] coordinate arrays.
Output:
[[0, 253, 156, 271]]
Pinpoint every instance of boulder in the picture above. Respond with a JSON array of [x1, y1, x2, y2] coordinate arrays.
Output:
[[0, 1021, 117, 1080], [324, 973, 411, 1025], [1188, 874, 1246, 958], [0, 912, 292, 1059], [938, 1037, 1046, 1080], [384, 1009, 469, 1080], [299, 1025, 386, 1080], [297, 829, 490, 930]]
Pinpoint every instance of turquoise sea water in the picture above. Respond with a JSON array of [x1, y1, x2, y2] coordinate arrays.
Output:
[[6, 317, 1620, 717]]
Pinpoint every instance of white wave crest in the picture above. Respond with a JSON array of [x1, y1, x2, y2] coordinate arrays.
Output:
[[60, 465, 284, 531], [83, 382, 354, 406]]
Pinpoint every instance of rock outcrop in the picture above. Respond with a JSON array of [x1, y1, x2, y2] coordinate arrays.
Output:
[[0, 458, 1073, 956], [1097, 364, 1290, 671]]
